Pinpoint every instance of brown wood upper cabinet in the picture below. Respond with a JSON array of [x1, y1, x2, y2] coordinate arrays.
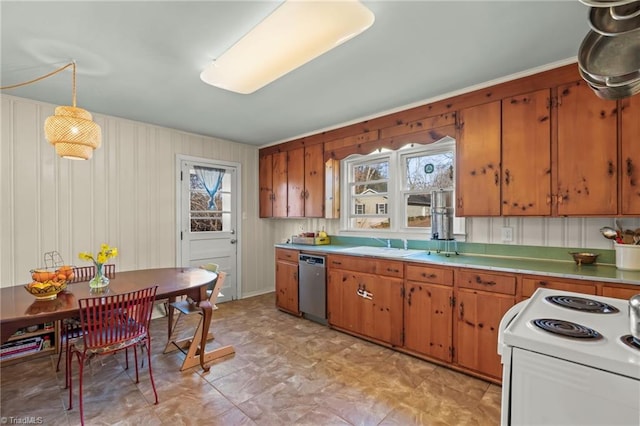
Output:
[[259, 152, 287, 218], [556, 80, 618, 215], [456, 101, 502, 216], [457, 81, 622, 217], [287, 144, 324, 217], [502, 89, 552, 216], [621, 94, 640, 215], [259, 144, 325, 218]]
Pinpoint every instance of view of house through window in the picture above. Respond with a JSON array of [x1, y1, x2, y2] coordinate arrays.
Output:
[[342, 137, 455, 233]]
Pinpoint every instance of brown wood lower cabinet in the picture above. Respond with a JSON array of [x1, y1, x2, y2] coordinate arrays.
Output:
[[275, 248, 300, 315], [404, 281, 453, 363], [327, 255, 403, 346], [404, 264, 454, 363], [305, 251, 639, 385], [602, 285, 640, 300], [455, 289, 514, 380], [455, 269, 516, 381], [522, 276, 597, 298]]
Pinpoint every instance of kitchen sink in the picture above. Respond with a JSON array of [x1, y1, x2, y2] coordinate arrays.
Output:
[[337, 246, 424, 258]]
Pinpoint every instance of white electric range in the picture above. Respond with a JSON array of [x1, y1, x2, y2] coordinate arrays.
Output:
[[499, 288, 640, 426]]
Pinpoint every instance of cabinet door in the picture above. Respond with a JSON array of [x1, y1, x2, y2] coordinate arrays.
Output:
[[258, 154, 273, 218], [327, 270, 361, 333], [272, 151, 288, 217], [457, 101, 501, 216], [404, 281, 453, 362], [304, 144, 325, 218], [359, 275, 403, 346], [556, 80, 617, 215], [621, 95, 640, 215], [456, 289, 514, 380], [287, 148, 305, 217], [275, 260, 298, 314], [502, 89, 552, 215]]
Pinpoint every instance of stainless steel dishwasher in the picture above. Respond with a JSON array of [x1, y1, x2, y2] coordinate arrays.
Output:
[[298, 253, 327, 324]]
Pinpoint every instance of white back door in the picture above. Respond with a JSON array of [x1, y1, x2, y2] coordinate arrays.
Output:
[[177, 156, 240, 302]]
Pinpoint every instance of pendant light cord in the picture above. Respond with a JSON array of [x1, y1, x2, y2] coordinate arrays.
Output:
[[1, 62, 77, 106]]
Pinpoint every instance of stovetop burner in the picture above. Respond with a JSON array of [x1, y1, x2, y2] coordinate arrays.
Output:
[[545, 295, 619, 314], [621, 335, 640, 351], [532, 318, 602, 339]]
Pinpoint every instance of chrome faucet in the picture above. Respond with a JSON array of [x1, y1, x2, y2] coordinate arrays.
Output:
[[371, 237, 391, 248]]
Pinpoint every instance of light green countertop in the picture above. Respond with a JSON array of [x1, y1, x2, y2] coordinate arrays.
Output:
[[276, 242, 640, 286]]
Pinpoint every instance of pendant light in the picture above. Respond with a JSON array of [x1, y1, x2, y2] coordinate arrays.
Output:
[[1, 62, 102, 160]]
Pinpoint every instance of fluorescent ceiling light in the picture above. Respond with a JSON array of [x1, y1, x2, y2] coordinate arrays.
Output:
[[200, 0, 375, 94]]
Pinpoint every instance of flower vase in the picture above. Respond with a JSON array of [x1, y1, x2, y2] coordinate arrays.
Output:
[[89, 263, 110, 289]]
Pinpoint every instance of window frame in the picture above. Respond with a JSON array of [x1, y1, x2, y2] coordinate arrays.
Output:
[[340, 137, 463, 237]]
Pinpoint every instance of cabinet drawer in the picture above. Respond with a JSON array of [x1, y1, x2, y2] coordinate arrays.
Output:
[[522, 277, 596, 298], [602, 285, 640, 300], [406, 264, 453, 286], [276, 248, 299, 262], [328, 255, 402, 277], [376, 260, 404, 278], [457, 270, 516, 295], [327, 255, 377, 274]]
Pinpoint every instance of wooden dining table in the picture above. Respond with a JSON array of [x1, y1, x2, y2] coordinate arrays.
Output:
[[0, 267, 218, 371]]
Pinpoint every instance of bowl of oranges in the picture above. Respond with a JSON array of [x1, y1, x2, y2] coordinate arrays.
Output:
[[25, 265, 74, 300]]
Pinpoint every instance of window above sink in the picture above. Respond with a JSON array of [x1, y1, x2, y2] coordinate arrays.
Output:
[[340, 136, 464, 237]]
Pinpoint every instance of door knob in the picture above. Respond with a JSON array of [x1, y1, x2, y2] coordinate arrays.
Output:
[[230, 239, 237, 244]]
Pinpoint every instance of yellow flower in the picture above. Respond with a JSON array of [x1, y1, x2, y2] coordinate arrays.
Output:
[[79, 244, 118, 265]]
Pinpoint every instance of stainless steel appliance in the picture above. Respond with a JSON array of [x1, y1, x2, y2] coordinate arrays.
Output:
[[499, 288, 640, 425], [298, 253, 327, 325], [431, 189, 453, 240]]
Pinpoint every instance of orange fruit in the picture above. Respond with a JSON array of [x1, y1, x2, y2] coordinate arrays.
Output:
[[66, 272, 75, 280]]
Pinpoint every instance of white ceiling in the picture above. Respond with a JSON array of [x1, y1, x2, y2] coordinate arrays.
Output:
[[0, 1, 591, 147]]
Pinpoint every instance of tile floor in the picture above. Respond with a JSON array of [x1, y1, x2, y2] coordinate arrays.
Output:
[[0, 293, 501, 425]]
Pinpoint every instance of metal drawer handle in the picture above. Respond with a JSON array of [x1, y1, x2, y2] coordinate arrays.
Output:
[[475, 276, 496, 286], [422, 273, 437, 279], [459, 301, 464, 319], [356, 288, 373, 300]]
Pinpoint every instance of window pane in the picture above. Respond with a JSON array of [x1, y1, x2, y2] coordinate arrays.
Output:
[[349, 217, 391, 229], [406, 193, 431, 228], [189, 168, 228, 232], [353, 161, 389, 182], [405, 152, 454, 191], [353, 182, 388, 195], [352, 194, 388, 215]]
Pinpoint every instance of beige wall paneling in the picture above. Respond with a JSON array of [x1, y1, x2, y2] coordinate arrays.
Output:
[[0, 96, 13, 281], [0, 95, 267, 299], [465, 217, 630, 250]]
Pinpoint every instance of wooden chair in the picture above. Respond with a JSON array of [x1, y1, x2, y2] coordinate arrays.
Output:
[[56, 264, 116, 375], [67, 286, 159, 425], [164, 271, 234, 371], [165, 263, 218, 339]]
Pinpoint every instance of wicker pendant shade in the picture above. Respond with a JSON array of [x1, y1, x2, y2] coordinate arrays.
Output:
[[1, 61, 102, 160], [45, 106, 101, 160]]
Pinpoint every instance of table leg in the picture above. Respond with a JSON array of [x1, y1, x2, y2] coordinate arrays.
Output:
[[167, 296, 175, 339]]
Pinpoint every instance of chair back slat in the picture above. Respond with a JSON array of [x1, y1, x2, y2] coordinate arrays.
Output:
[[78, 286, 157, 350], [70, 264, 116, 283]]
